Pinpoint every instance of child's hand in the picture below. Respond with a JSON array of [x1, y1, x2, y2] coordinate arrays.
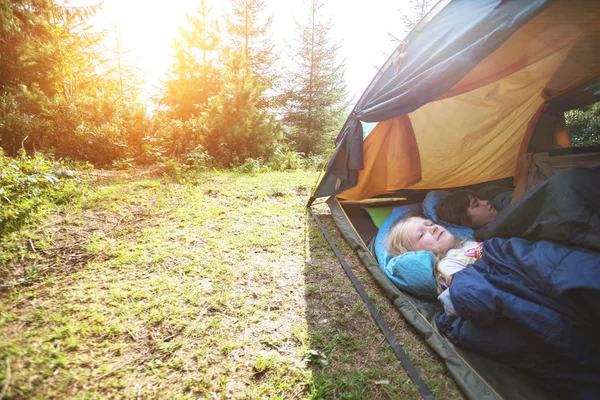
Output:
[[511, 153, 533, 204], [518, 152, 533, 170]]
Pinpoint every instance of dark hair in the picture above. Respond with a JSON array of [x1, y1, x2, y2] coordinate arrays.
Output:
[[435, 190, 476, 227]]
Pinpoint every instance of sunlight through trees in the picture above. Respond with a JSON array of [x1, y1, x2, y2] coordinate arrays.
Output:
[[3, 0, 596, 173], [0, 0, 352, 169]]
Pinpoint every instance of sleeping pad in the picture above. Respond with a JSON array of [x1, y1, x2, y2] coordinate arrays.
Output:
[[437, 237, 600, 399], [474, 167, 600, 252]]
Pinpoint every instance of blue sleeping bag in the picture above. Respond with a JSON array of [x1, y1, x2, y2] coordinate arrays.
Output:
[[437, 237, 600, 399], [475, 167, 600, 252]]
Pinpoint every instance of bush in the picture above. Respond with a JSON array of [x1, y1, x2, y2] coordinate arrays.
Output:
[[266, 145, 326, 172], [147, 117, 206, 162], [47, 94, 150, 166], [0, 89, 153, 167], [0, 89, 51, 154], [157, 158, 185, 179], [0, 150, 82, 235], [199, 51, 283, 167], [233, 158, 270, 174], [112, 158, 135, 170], [156, 145, 213, 180], [301, 153, 326, 171], [565, 102, 600, 147], [184, 144, 212, 170], [267, 147, 304, 171]]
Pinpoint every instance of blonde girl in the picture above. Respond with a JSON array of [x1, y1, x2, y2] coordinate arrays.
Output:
[[387, 212, 482, 293]]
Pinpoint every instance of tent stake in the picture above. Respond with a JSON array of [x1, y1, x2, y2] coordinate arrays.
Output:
[[307, 206, 434, 400]]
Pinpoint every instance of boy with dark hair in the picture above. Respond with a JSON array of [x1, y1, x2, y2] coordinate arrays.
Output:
[[436, 153, 532, 229], [435, 190, 502, 229]]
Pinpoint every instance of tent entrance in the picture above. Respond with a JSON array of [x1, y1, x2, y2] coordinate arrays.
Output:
[[313, 197, 551, 400], [332, 176, 515, 247], [314, 149, 600, 399]]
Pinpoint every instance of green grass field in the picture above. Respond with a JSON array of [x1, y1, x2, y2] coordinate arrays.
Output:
[[0, 169, 463, 399]]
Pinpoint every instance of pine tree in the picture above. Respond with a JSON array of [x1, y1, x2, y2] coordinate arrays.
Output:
[[160, 0, 222, 120], [200, 49, 281, 166], [0, 0, 107, 155], [101, 26, 145, 102], [388, 0, 436, 45], [223, 0, 278, 89], [0, 0, 102, 98], [281, 0, 348, 156], [0, 0, 151, 164]]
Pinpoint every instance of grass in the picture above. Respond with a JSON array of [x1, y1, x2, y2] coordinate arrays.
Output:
[[0, 168, 463, 399]]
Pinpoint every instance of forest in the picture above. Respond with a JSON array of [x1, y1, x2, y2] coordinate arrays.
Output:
[[1, 0, 351, 167]]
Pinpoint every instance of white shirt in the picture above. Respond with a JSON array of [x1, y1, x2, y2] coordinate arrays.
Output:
[[438, 240, 482, 277], [437, 240, 483, 317]]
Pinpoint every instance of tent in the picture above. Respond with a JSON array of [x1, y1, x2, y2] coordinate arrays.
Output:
[[308, 0, 600, 399]]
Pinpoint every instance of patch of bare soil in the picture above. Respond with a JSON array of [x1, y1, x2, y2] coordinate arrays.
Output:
[[79, 166, 164, 184], [0, 169, 157, 291]]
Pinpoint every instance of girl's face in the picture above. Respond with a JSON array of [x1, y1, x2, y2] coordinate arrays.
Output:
[[404, 217, 457, 254]]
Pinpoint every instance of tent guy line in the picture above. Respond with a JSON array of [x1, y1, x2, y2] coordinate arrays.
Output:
[[308, 207, 434, 400]]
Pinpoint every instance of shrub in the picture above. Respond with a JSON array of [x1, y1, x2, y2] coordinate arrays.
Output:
[[183, 144, 212, 169], [157, 158, 185, 179], [233, 158, 269, 174], [148, 117, 206, 162], [301, 153, 326, 171], [565, 102, 600, 147], [112, 158, 135, 170], [0, 89, 51, 154], [47, 94, 149, 166], [0, 89, 152, 167], [267, 147, 304, 171], [0, 150, 82, 235], [199, 51, 283, 167]]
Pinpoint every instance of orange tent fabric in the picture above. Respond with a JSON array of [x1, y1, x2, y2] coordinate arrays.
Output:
[[335, 0, 600, 200]]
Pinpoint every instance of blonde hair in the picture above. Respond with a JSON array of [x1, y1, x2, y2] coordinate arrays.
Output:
[[386, 214, 419, 257], [386, 212, 451, 257], [386, 212, 461, 294]]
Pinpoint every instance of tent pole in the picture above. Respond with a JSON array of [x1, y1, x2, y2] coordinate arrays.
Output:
[[307, 206, 434, 400]]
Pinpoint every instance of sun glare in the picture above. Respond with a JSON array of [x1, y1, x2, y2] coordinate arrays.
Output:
[[87, 0, 208, 96], [83, 0, 404, 100]]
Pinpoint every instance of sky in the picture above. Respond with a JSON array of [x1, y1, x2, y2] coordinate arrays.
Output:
[[84, 0, 412, 102]]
